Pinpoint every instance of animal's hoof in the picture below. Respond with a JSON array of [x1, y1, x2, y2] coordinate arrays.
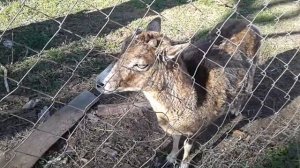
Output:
[[166, 154, 177, 164], [179, 162, 190, 168], [164, 158, 178, 168]]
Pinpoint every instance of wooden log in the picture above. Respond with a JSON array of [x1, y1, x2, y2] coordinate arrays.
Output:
[[0, 91, 98, 168]]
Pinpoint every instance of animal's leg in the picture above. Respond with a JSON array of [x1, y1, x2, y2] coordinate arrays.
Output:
[[180, 138, 193, 168], [229, 101, 243, 116], [166, 134, 181, 164]]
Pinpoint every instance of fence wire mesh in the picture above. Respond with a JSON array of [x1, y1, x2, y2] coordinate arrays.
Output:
[[0, 0, 299, 168]]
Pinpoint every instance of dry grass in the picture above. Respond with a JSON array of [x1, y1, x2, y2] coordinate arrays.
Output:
[[0, 0, 299, 167]]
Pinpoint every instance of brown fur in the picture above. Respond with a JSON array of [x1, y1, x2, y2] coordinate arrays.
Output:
[[100, 19, 261, 137], [96, 19, 262, 167]]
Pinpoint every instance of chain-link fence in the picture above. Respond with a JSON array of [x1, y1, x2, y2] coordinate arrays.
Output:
[[0, 0, 299, 167]]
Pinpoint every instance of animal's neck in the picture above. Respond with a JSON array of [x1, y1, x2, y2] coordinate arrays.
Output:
[[143, 64, 197, 114]]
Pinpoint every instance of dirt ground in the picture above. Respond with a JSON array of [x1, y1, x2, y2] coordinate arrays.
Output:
[[20, 38, 297, 168], [0, 0, 300, 168], [1, 37, 299, 168]]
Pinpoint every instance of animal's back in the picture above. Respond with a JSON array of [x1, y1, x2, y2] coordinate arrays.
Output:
[[181, 19, 261, 121]]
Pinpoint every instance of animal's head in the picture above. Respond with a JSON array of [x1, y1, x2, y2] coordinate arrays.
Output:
[[96, 17, 189, 94]]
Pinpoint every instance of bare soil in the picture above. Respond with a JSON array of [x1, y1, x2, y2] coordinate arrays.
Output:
[[32, 45, 300, 168]]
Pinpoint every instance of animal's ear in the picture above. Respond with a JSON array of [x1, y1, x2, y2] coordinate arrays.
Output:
[[146, 17, 161, 32], [120, 29, 143, 52], [162, 43, 189, 60]]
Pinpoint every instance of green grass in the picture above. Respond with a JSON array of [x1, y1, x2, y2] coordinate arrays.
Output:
[[0, 0, 299, 165], [259, 141, 300, 168], [0, 0, 233, 95], [0, 0, 299, 97], [0, 0, 298, 99]]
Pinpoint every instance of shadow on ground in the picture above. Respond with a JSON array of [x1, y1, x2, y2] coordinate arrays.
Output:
[[0, 0, 299, 167], [0, 0, 188, 146], [0, 0, 189, 64]]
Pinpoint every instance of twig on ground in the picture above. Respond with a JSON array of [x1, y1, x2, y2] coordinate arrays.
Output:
[[0, 63, 9, 92]]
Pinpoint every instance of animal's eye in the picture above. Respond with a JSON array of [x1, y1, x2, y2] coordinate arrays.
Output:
[[134, 64, 149, 71]]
